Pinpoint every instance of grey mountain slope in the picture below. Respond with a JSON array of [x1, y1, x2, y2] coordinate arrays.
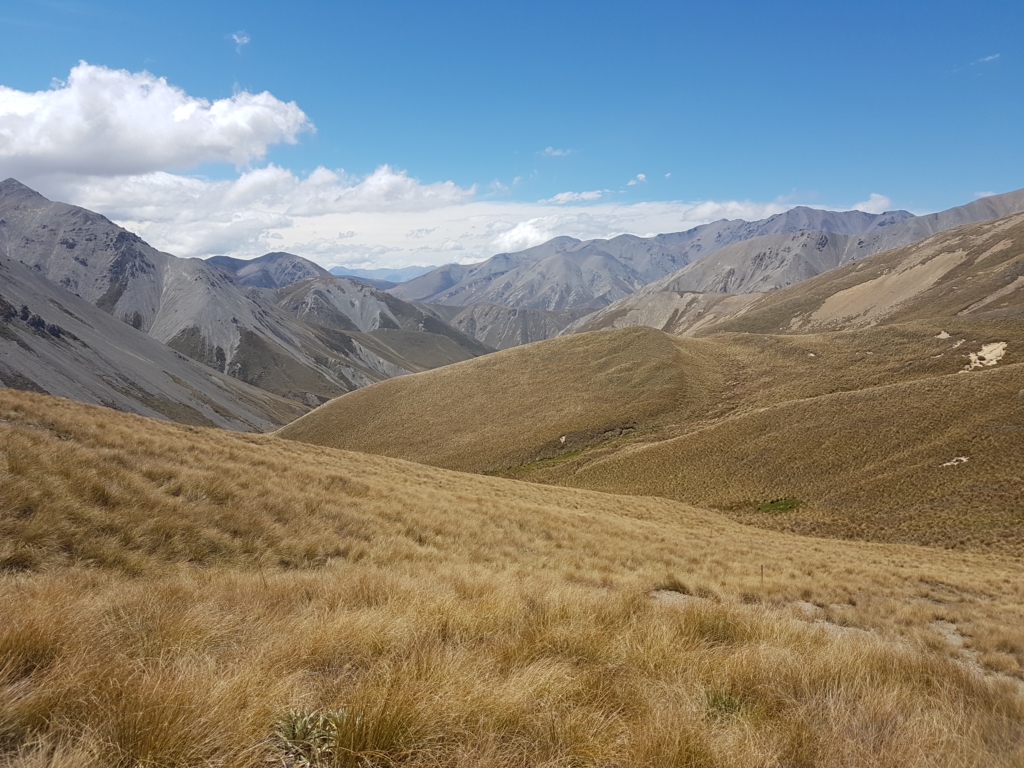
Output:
[[389, 208, 917, 311], [566, 189, 1024, 335], [416, 303, 592, 350], [330, 265, 435, 283], [0, 253, 305, 429], [208, 252, 330, 289], [273, 276, 491, 355], [0, 180, 489, 405]]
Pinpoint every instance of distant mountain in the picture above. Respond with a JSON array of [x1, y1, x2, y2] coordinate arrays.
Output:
[[0, 253, 305, 429], [567, 189, 1024, 335], [330, 265, 436, 283], [0, 180, 490, 411], [389, 209, 917, 312], [705, 209, 1024, 336], [208, 252, 331, 289], [572, 208, 1024, 339], [417, 303, 592, 350]]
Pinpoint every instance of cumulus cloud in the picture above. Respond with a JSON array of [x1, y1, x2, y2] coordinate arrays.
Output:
[[627, 173, 647, 186], [851, 193, 891, 214], [0, 62, 311, 178], [490, 219, 560, 251], [542, 190, 603, 204], [0, 62, 829, 268]]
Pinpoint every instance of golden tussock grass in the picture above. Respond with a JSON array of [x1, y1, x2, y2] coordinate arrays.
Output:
[[519, 349, 1024, 556], [2, 389, 1024, 766], [278, 316, 1024, 555]]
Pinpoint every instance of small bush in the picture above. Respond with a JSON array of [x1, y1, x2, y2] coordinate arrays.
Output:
[[758, 498, 802, 512]]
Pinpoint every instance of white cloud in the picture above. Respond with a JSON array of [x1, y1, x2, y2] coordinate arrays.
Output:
[[490, 219, 559, 251], [974, 191, 996, 199], [542, 190, 603, 204], [231, 31, 250, 52], [541, 147, 571, 157], [627, 173, 647, 186], [0, 62, 311, 178], [851, 193, 891, 214], [406, 227, 437, 239], [37, 164, 799, 265], [665, 172, 671, 178], [975, 54, 1000, 64]]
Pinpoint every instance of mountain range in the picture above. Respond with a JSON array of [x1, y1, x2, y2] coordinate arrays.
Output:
[[280, 206, 1024, 554], [391, 190, 1024, 346], [5, 178, 1024, 427], [0, 179, 489, 424]]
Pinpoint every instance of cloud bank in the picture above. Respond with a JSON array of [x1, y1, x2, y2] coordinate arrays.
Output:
[[0, 62, 311, 177]]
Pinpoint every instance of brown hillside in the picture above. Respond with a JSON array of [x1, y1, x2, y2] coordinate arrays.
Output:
[[279, 317, 1024, 554], [518, 359, 1024, 555], [277, 326, 722, 473], [1, 389, 1023, 766]]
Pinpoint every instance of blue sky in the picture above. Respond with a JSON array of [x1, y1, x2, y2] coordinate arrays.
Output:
[[0, 0, 1020, 267]]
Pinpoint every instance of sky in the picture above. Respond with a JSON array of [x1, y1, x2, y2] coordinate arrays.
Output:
[[0, 0, 1021, 269]]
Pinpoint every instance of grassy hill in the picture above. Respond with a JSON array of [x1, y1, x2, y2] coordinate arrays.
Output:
[[517, 353, 1024, 554], [277, 326, 721, 473], [277, 320, 1024, 554], [1, 389, 1023, 766]]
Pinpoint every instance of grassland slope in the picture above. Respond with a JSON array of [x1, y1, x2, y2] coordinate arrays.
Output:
[[520, 357, 1024, 555], [1, 389, 1023, 766], [277, 326, 719, 472]]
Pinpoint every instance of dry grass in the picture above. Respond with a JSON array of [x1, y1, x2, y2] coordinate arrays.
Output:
[[517, 354, 1024, 556], [277, 326, 718, 473], [278, 316, 1024, 554], [2, 389, 1024, 766]]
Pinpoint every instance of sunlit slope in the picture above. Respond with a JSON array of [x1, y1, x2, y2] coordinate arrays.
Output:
[[709, 210, 1024, 336], [521, 359, 1024, 553], [277, 326, 720, 472], [279, 315, 1020, 484]]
